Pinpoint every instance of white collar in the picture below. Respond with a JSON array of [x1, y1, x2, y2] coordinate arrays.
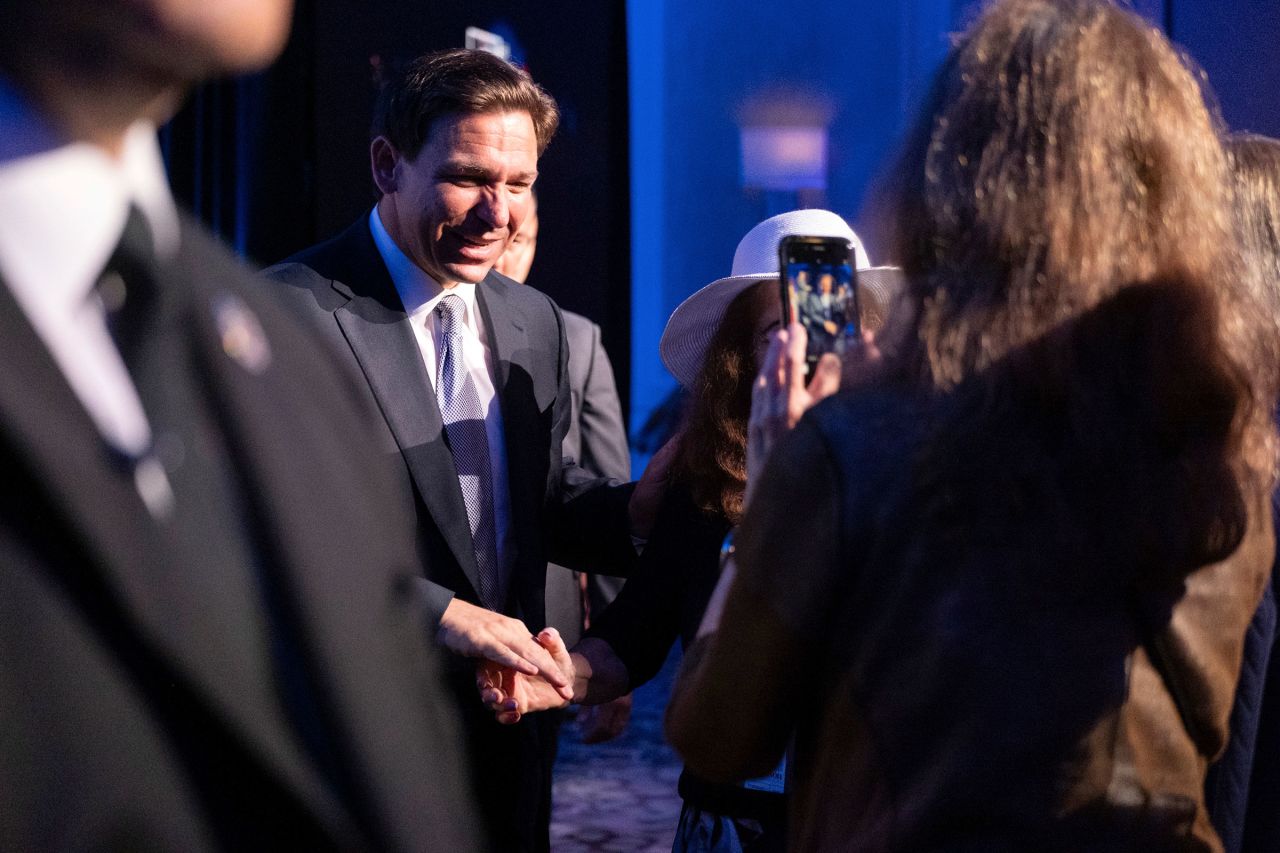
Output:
[[0, 77, 180, 319], [368, 205, 481, 327]]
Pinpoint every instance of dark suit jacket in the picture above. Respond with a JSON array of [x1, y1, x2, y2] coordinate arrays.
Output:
[[0, 218, 477, 852], [263, 216, 635, 851], [264, 217, 635, 634], [545, 310, 631, 646]]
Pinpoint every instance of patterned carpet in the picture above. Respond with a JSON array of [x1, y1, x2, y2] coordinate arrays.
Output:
[[550, 648, 685, 852]]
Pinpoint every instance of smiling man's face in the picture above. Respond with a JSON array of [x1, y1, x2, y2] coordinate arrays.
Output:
[[376, 109, 538, 287]]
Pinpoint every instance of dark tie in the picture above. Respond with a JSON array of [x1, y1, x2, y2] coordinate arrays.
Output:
[[96, 207, 175, 515], [435, 293, 503, 610], [99, 206, 159, 358]]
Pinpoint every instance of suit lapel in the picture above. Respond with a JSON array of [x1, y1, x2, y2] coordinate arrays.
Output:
[[474, 275, 539, 599], [327, 223, 481, 593], [474, 273, 530, 393]]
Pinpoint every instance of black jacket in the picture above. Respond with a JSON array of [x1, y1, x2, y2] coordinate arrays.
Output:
[[0, 218, 478, 852]]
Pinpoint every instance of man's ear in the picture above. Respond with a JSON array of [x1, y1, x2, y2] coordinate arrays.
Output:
[[370, 136, 401, 195]]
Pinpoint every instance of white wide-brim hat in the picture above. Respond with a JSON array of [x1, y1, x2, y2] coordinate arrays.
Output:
[[659, 208, 904, 388]]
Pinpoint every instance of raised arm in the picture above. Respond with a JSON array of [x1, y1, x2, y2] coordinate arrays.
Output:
[[666, 418, 843, 781]]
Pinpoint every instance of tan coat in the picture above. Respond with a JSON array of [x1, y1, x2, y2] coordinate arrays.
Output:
[[669, 358, 1271, 852]]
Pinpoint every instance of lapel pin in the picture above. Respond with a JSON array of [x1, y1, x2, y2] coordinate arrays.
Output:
[[212, 293, 272, 374]]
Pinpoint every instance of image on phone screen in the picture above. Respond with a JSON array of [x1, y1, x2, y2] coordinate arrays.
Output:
[[783, 257, 858, 367]]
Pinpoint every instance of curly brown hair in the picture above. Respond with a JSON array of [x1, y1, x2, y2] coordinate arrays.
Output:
[[877, 0, 1278, 497], [672, 281, 774, 524], [1228, 134, 1280, 318]]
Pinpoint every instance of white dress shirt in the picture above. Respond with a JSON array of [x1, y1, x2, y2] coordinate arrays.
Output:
[[368, 207, 515, 583], [0, 78, 180, 461]]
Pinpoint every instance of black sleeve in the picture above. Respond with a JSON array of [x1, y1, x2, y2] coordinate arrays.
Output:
[[587, 487, 728, 689], [545, 301, 638, 577]]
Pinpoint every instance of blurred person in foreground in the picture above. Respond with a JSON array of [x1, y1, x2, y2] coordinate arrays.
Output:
[[1205, 132, 1280, 853], [0, 0, 476, 849], [494, 192, 635, 745], [665, 1, 1280, 850], [487, 208, 901, 852]]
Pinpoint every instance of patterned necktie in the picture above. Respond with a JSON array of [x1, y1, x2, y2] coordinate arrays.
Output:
[[435, 294, 502, 610]]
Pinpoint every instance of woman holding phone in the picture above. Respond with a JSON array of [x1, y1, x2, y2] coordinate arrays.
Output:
[[666, 1, 1280, 851], [517, 209, 897, 852]]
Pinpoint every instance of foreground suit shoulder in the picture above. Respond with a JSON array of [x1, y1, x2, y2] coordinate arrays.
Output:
[[0, 217, 479, 852]]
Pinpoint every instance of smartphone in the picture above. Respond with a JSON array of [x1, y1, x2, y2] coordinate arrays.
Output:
[[778, 235, 860, 375]]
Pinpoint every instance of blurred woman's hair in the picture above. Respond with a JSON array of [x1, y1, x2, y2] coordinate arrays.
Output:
[[1227, 133, 1280, 316], [878, 0, 1277, 495], [673, 281, 773, 524]]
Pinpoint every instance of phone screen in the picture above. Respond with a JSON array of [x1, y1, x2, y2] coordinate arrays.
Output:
[[779, 236, 859, 371]]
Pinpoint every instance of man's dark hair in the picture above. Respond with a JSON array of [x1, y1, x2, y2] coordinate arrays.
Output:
[[372, 48, 560, 159]]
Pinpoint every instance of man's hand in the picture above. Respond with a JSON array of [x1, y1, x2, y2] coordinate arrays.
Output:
[[577, 693, 632, 744], [438, 599, 573, 697], [477, 628, 576, 725]]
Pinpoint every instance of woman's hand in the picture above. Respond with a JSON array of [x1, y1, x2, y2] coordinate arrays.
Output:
[[746, 324, 838, 507], [629, 428, 683, 541], [745, 325, 879, 508]]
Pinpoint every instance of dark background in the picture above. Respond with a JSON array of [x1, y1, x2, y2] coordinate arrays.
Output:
[[160, 0, 1280, 448]]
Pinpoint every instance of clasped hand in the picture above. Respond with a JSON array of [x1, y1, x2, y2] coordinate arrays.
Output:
[[476, 627, 576, 725]]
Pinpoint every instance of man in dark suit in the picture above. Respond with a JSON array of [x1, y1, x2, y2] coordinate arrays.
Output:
[[265, 50, 637, 852], [0, 0, 477, 850]]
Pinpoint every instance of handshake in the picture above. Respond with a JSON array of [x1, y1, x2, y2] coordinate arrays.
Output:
[[475, 627, 577, 725], [436, 583, 636, 739], [435, 597, 581, 725]]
